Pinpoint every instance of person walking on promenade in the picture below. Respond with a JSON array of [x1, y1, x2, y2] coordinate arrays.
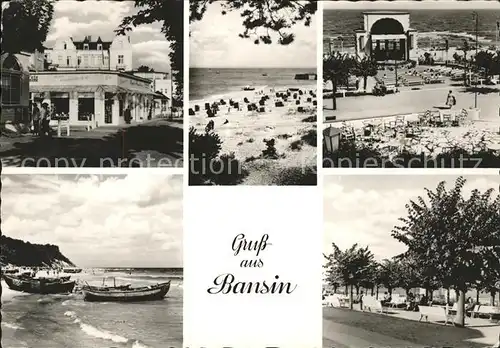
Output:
[[446, 90, 456, 108], [32, 104, 40, 135]]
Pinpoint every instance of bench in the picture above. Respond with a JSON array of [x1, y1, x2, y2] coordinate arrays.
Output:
[[419, 305, 454, 325], [363, 296, 389, 314], [473, 305, 500, 320]]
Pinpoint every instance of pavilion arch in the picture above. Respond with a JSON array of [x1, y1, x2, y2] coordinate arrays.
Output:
[[370, 18, 405, 35]]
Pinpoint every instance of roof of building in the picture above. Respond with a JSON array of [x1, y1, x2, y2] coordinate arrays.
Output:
[[71, 36, 112, 50], [363, 11, 409, 15]]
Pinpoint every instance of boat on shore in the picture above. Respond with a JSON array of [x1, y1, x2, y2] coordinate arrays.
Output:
[[3, 274, 76, 294], [63, 267, 82, 273], [82, 281, 171, 302], [243, 85, 256, 91]]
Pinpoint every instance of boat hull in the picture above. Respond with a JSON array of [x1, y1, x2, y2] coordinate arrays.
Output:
[[83, 282, 170, 302], [3, 275, 75, 294]]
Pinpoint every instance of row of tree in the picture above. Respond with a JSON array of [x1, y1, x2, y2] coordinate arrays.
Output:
[[324, 176, 500, 327], [323, 44, 500, 111], [323, 54, 378, 110]]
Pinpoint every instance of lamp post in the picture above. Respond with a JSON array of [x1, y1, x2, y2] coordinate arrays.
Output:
[[323, 126, 342, 154], [473, 11, 478, 108]]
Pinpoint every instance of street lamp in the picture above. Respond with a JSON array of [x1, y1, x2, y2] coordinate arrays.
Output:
[[473, 11, 479, 108], [323, 126, 342, 154]]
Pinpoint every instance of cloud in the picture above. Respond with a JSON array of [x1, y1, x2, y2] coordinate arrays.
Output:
[[323, 175, 500, 261], [43, 1, 172, 72], [2, 174, 183, 268], [190, 2, 317, 68]]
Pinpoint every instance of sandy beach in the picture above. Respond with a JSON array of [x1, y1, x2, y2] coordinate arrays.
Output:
[[190, 84, 317, 185]]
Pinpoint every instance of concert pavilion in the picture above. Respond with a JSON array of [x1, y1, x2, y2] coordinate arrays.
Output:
[[355, 11, 419, 62]]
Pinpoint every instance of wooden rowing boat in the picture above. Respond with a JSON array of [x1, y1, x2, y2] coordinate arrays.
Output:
[[82, 281, 170, 302], [3, 274, 75, 294]]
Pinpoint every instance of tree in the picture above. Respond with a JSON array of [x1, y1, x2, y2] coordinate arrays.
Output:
[[462, 40, 470, 86], [137, 65, 155, 72], [324, 243, 375, 309], [392, 177, 500, 327], [353, 57, 377, 92], [190, 0, 317, 45], [119, 0, 317, 106], [394, 256, 421, 296], [323, 52, 354, 111], [377, 259, 399, 296], [1, 0, 54, 54]]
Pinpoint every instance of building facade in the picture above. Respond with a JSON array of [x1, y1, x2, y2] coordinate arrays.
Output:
[[355, 12, 418, 62], [45, 35, 133, 71], [1, 53, 30, 124], [29, 70, 154, 126], [132, 71, 172, 115]]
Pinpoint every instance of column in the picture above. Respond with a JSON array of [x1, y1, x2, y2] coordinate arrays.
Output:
[[112, 95, 120, 126], [69, 91, 78, 126], [94, 90, 105, 127]]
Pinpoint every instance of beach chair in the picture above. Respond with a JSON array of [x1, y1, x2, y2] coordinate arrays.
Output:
[[442, 112, 453, 127]]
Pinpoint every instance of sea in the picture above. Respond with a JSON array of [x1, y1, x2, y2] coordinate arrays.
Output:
[[189, 68, 317, 100], [324, 9, 500, 50], [1, 268, 183, 348]]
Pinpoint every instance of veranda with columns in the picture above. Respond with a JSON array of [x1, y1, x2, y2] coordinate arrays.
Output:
[[30, 70, 155, 127]]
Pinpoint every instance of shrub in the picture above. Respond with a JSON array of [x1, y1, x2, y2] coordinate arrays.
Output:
[[274, 166, 317, 185], [208, 152, 247, 185], [289, 139, 303, 151], [262, 138, 280, 159], [300, 129, 317, 147]]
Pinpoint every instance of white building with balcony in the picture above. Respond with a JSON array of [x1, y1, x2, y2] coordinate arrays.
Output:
[[44, 35, 133, 71]]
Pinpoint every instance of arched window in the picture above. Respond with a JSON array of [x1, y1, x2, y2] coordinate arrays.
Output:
[[1, 55, 22, 105], [371, 18, 405, 35]]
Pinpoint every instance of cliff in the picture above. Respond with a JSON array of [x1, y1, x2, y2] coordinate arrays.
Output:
[[0, 235, 75, 267]]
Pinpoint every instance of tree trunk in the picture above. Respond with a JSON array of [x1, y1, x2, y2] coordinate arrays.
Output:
[[355, 285, 359, 296], [345, 285, 348, 295], [349, 284, 354, 310], [332, 80, 337, 111], [454, 290, 466, 327], [371, 287, 374, 296], [425, 288, 429, 298], [491, 290, 496, 306], [376, 285, 379, 299], [446, 289, 450, 304], [363, 76, 367, 91], [455, 289, 459, 302], [476, 289, 480, 304], [388, 287, 392, 296]]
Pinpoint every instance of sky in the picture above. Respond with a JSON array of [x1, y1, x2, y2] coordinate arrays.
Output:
[[2, 1, 173, 72], [323, 0, 500, 10], [190, 2, 317, 68], [323, 174, 500, 261], [2, 174, 183, 268]]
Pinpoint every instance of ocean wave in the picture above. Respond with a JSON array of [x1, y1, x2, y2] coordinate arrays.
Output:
[[61, 299, 87, 307], [132, 341, 151, 348], [80, 323, 128, 343], [2, 322, 24, 330], [64, 310, 129, 344]]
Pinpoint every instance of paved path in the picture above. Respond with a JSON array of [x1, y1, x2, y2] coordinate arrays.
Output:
[[323, 307, 496, 348], [324, 85, 499, 122], [0, 118, 183, 167], [323, 319, 424, 348]]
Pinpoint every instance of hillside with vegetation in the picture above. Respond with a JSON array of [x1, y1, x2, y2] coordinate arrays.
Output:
[[0, 235, 75, 267]]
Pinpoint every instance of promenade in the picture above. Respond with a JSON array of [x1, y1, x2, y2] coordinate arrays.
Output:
[[323, 306, 498, 348]]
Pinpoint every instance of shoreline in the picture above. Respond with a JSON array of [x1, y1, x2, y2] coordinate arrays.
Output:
[[190, 82, 317, 104]]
